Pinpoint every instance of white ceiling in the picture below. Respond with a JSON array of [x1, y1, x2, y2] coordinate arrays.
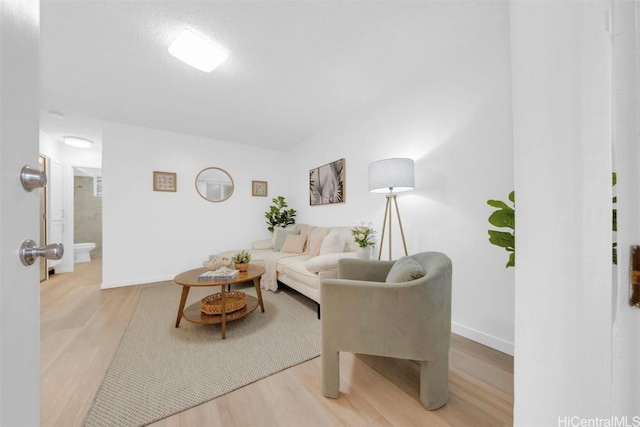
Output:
[[40, 0, 508, 151]]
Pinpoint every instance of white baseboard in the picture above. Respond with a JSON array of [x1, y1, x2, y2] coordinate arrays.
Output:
[[101, 275, 175, 289], [451, 322, 514, 356]]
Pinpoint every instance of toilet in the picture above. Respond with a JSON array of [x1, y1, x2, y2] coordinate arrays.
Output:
[[74, 243, 96, 263]]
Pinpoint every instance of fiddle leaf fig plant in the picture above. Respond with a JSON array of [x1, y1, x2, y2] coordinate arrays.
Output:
[[265, 196, 297, 233], [487, 190, 515, 268]]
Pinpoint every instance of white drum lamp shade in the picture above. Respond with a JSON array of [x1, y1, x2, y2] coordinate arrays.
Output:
[[369, 158, 415, 193]]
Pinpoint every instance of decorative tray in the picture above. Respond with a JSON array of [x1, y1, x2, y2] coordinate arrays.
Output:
[[201, 291, 247, 315]]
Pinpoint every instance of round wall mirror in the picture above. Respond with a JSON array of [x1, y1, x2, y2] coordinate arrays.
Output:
[[195, 167, 234, 202]]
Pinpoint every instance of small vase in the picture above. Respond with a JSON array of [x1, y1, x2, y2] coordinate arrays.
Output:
[[235, 263, 249, 272], [356, 247, 372, 260]]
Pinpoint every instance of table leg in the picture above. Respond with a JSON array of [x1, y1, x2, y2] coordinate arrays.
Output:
[[221, 288, 227, 339], [175, 286, 191, 328], [253, 277, 265, 312]]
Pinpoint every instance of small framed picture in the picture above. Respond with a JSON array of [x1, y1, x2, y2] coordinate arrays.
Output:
[[153, 171, 177, 192], [252, 180, 268, 197]]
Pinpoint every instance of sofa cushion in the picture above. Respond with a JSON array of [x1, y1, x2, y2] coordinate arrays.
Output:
[[320, 229, 345, 254], [307, 227, 330, 257], [336, 227, 360, 252], [305, 252, 357, 273], [273, 228, 301, 251], [278, 255, 319, 289], [295, 224, 314, 241], [251, 239, 273, 250], [280, 234, 307, 254], [385, 256, 425, 283]]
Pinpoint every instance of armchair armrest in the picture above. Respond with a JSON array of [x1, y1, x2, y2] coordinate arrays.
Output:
[[337, 258, 394, 282]]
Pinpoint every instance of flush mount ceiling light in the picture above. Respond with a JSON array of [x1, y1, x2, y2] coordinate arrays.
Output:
[[63, 136, 93, 148], [168, 28, 228, 73]]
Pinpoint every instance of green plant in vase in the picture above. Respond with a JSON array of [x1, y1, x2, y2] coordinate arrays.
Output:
[[265, 196, 297, 232], [231, 250, 251, 271]]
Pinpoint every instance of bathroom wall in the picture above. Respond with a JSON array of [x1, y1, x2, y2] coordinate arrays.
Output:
[[74, 175, 102, 258]]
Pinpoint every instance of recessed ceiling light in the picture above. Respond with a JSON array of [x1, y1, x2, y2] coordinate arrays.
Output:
[[168, 28, 228, 73], [63, 136, 93, 148]]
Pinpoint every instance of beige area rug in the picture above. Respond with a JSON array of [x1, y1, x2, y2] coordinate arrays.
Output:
[[84, 282, 321, 426]]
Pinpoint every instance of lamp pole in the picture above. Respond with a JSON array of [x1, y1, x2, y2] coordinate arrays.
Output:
[[377, 189, 408, 261]]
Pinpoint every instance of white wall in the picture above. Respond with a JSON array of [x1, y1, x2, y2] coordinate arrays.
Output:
[[39, 130, 61, 160], [511, 1, 614, 424], [101, 122, 290, 288], [289, 23, 515, 354]]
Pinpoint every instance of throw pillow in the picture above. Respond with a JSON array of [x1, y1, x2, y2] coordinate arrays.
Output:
[[273, 228, 301, 251], [280, 234, 307, 254], [385, 256, 425, 283], [271, 225, 298, 247], [292, 224, 313, 253], [308, 228, 330, 257], [319, 229, 345, 255]]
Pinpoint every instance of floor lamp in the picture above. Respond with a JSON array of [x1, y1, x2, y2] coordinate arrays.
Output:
[[369, 158, 415, 260]]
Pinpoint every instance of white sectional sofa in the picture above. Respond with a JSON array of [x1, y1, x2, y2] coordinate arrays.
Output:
[[218, 224, 359, 309]]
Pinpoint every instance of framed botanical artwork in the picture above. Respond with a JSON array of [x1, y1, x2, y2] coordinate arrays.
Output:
[[309, 158, 345, 205], [153, 171, 177, 192], [252, 180, 268, 197]]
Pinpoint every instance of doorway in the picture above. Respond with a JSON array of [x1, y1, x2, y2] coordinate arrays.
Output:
[[73, 167, 103, 285]]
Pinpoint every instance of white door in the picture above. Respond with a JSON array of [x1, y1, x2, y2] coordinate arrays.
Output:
[[0, 0, 41, 425]]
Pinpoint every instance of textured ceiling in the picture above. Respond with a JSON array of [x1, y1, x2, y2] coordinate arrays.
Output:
[[40, 1, 508, 151]]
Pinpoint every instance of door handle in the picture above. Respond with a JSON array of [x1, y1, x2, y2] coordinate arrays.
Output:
[[19, 239, 63, 266], [20, 165, 47, 191]]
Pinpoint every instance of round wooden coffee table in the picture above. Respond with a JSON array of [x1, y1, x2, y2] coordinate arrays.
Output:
[[173, 264, 265, 339]]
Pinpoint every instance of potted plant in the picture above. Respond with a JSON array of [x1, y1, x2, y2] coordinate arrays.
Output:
[[231, 250, 251, 272], [351, 221, 376, 259], [487, 190, 515, 268], [265, 195, 297, 232]]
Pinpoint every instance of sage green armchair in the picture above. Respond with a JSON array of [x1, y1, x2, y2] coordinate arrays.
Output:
[[320, 252, 452, 410]]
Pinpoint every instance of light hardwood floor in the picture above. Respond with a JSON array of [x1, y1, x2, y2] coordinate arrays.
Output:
[[41, 260, 513, 426]]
